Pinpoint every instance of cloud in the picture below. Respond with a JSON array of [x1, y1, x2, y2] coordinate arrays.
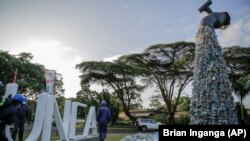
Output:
[[244, 35, 250, 46], [74, 55, 83, 64], [103, 54, 122, 62], [62, 47, 74, 51], [218, 20, 242, 47], [8, 39, 81, 98], [218, 15, 250, 47], [243, 18, 250, 32]]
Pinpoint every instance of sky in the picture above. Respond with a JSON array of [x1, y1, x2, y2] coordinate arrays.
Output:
[[0, 0, 250, 108]]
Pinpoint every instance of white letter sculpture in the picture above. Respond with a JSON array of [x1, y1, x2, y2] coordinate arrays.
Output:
[[6, 93, 98, 141]]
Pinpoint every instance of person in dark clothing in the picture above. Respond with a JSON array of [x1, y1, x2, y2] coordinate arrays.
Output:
[[97, 100, 111, 141], [0, 101, 17, 141], [0, 81, 3, 94], [0, 81, 25, 141], [11, 97, 29, 141], [0, 81, 16, 141]]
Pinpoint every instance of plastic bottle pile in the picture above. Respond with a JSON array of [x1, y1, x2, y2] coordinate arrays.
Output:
[[121, 132, 158, 141], [190, 25, 238, 124]]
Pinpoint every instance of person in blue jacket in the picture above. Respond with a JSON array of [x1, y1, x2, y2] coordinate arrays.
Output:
[[97, 100, 111, 141], [0, 81, 25, 141], [12, 96, 30, 141]]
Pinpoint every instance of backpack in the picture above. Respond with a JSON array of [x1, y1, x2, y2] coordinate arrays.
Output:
[[16, 105, 26, 118]]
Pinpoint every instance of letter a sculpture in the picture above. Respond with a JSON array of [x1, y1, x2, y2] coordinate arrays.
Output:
[[190, 0, 238, 124]]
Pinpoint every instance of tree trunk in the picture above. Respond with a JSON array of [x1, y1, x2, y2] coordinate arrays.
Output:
[[164, 97, 176, 124], [240, 97, 245, 124], [168, 112, 175, 124], [124, 107, 136, 122]]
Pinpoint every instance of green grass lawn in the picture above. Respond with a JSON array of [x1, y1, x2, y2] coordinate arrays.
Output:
[[23, 132, 126, 141], [106, 134, 126, 141]]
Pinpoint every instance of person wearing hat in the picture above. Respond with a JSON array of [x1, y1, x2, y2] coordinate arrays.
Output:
[[97, 100, 111, 141], [0, 83, 25, 141], [11, 95, 30, 141]]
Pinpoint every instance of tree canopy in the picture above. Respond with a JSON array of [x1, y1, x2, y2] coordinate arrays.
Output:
[[0, 51, 65, 99], [0, 51, 45, 98], [224, 46, 250, 122], [224, 46, 250, 85], [76, 61, 149, 121], [118, 41, 195, 123]]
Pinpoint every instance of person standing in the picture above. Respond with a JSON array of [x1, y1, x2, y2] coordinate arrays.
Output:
[[97, 100, 111, 141], [0, 81, 16, 141], [0, 81, 25, 141], [11, 96, 29, 141], [0, 81, 3, 94]]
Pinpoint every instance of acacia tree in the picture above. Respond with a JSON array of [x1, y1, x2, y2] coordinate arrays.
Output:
[[223, 46, 250, 90], [76, 84, 100, 108], [223, 46, 250, 122], [118, 42, 195, 123], [76, 61, 149, 121], [224, 46, 250, 81], [172, 96, 190, 112]]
